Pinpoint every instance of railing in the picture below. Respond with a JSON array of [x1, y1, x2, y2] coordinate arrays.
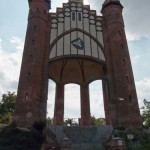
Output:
[[47, 118, 79, 126], [46, 117, 106, 126]]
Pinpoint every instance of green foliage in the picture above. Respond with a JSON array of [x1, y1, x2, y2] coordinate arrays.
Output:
[[91, 116, 106, 126], [31, 120, 47, 145], [141, 99, 150, 127], [137, 144, 150, 150], [46, 117, 53, 125], [0, 122, 45, 150], [64, 118, 78, 126], [0, 91, 16, 124], [32, 120, 46, 133], [113, 128, 150, 150], [64, 119, 73, 126]]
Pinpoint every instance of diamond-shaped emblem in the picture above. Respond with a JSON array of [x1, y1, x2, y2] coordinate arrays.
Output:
[[71, 38, 84, 50]]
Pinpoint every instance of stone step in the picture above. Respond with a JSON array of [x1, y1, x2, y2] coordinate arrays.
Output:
[[44, 125, 113, 150]]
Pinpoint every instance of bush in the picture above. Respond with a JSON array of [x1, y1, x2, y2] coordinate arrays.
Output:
[[0, 123, 45, 150], [32, 120, 46, 132]]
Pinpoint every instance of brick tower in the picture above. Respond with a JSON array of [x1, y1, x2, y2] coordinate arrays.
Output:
[[14, 0, 142, 128], [101, 0, 142, 127], [13, 0, 51, 126]]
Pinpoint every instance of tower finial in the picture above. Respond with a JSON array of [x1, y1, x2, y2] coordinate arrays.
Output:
[[28, 0, 51, 10], [101, 0, 123, 12], [28, 0, 51, 5], [103, 0, 120, 4]]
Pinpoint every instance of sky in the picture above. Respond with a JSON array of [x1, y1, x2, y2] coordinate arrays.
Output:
[[0, 0, 150, 120]]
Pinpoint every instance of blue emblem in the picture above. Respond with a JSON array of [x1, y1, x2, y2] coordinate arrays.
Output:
[[71, 38, 84, 50]]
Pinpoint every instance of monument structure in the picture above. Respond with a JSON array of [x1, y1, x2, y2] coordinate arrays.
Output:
[[14, 0, 142, 128]]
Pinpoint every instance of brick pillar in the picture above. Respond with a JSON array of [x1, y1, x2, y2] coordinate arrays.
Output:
[[80, 84, 91, 126], [101, 0, 142, 127], [13, 0, 50, 127], [54, 83, 64, 125], [102, 80, 111, 125]]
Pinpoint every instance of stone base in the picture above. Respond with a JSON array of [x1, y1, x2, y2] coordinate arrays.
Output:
[[44, 125, 113, 150]]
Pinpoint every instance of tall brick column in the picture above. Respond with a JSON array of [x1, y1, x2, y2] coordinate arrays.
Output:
[[13, 0, 51, 127], [80, 84, 91, 126], [101, 0, 142, 127], [54, 83, 64, 125], [102, 80, 111, 125]]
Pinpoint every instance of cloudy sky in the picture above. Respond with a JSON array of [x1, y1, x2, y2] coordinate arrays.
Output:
[[0, 0, 150, 119]]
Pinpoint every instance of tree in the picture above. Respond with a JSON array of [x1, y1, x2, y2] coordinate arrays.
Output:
[[64, 118, 78, 126], [91, 116, 106, 126], [0, 91, 16, 124], [46, 117, 53, 126], [141, 99, 150, 127], [64, 119, 74, 126]]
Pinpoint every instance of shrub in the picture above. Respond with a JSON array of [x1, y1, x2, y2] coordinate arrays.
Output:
[[32, 120, 46, 132]]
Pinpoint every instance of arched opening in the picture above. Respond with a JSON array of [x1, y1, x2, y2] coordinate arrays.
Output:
[[89, 80, 105, 125], [64, 83, 80, 124], [89, 80, 105, 118], [47, 79, 105, 126], [48, 57, 106, 126], [47, 79, 56, 119]]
